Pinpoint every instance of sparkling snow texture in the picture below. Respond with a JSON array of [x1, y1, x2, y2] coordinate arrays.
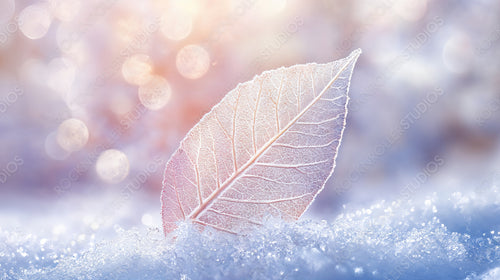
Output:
[[1, 185, 500, 280]]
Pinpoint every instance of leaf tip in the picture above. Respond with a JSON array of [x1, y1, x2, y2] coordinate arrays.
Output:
[[348, 48, 362, 60]]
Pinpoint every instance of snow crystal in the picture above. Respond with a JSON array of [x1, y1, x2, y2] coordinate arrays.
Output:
[[1, 185, 500, 280]]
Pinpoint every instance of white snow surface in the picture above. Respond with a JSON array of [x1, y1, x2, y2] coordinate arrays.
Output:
[[1, 185, 500, 280]]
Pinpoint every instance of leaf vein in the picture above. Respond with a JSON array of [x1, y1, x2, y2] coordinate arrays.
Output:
[[219, 193, 312, 204]]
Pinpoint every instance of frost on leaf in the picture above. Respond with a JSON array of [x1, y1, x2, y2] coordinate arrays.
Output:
[[161, 49, 362, 235]]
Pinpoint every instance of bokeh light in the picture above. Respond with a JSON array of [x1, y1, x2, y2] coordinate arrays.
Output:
[[112, 11, 142, 46], [18, 4, 52, 40], [49, 0, 81, 22], [47, 57, 76, 94], [44, 131, 70, 160], [95, 149, 130, 184], [121, 54, 154, 86], [56, 118, 89, 152], [176, 44, 210, 79], [393, 0, 428, 21], [138, 75, 172, 110], [51, 224, 67, 235], [141, 213, 154, 226], [168, 0, 201, 18], [258, 0, 287, 16], [160, 10, 192, 41]]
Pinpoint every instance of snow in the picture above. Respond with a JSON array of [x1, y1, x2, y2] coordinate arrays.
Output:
[[1, 184, 499, 279], [472, 267, 500, 280]]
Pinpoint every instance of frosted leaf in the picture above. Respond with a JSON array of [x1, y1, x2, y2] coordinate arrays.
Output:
[[162, 49, 362, 234]]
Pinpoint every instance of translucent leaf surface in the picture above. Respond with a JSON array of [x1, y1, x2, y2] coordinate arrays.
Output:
[[161, 49, 362, 234]]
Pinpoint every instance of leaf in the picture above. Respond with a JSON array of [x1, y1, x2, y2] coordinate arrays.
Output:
[[161, 49, 362, 235]]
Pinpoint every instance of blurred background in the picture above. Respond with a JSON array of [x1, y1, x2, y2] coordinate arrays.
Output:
[[1, 0, 500, 233]]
